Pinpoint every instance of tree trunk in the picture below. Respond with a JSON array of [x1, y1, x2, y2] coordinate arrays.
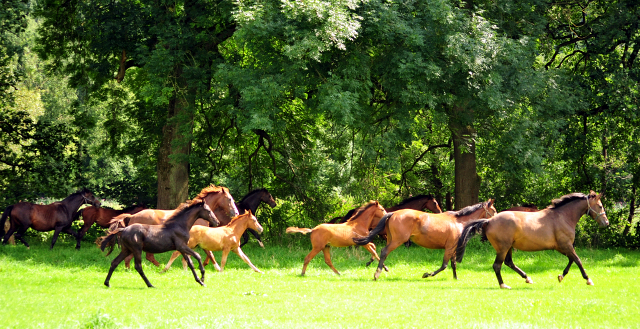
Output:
[[449, 106, 479, 210], [623, 184, 636, 236], [157, 94, 191, 209]]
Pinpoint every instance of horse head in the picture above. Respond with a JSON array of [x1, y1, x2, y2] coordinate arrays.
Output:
[[483, 199, 497, 218], [261, 190, 277, 208], [245, 210, 263, 234], [423, 196, 443, 213], [587, 190, 609, 227], [80, 188, 101, 208], [200, 203, 220, 227]]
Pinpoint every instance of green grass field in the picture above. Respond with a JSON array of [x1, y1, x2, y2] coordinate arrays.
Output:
[[0, 238, 638, 328]]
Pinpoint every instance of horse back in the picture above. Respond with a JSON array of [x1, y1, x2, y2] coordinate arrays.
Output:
[[188, 225, 230, 251], [122, 224, 178, 253], [127, 209, 169, 226], [14, 202, 68, 231], [486, 211, 560, 251]]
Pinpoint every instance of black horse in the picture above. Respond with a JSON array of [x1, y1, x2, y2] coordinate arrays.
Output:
[[236, 189, 276, 247], [100, 200, 219, 288], [1, 188, 101, 249]]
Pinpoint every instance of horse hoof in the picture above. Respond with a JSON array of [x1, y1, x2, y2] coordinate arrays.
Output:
[[558, 275, 564, 283], [525, 277, 533, 284], [148, 285, 156, 288], [422, 272, 432, 279], [383, 266, 389, 272], [258, 241, 265, 248], [500, 284, 511, 289], [587, 279, 594, 286]]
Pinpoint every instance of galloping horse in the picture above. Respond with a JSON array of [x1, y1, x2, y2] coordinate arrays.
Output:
[[456, 191, 608, 289], [108, 185, 238, 268], [286, 201, 387, 275], [354, 199, 496, 280], [328, 194, 442, 224], [73, 204, 146, 244], [1, 188, 101, 249], [100, 200, 219, 288], [162, 210, 264, 273], [236, 188, 276, 248]]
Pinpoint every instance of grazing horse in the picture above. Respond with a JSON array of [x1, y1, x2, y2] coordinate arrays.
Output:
[[108, 185, 238, 268], [1, 188, 101, 249], [73, 204, 146, 245], [286, 201, 387, 275], [456, 191, 608, 289], [236, 188, 277, 248], [328, 194, 442, 224], [354, 200, 496, 281], [162, 210, 264, 273], [100, 201, 219, 288]]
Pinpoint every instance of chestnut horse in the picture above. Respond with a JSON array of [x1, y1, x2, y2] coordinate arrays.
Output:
[[456, 191, 609, 289], [1, 188, 101, 249], [108, 185, 238, 268], [286, 201, 387, 275], [73, 204, 146, 244], [100, 200, 219, 288], [328, 194, 442, 224], [162, 210, 264, 273], [353, 199, 496, 281]]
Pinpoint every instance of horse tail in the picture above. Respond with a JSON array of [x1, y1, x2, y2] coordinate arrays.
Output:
[[353, 212, 393, 245], [285, 227, 313, 235], [455, 219, 488, 263], [108, 213, 130, 231], [97, 228, 124, 253], [0, 205, 13, 237]]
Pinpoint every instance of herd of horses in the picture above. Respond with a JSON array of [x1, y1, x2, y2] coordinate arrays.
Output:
[[0, 185, 608, 290]]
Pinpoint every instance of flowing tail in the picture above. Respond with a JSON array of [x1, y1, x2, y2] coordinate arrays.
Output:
[[353, 212, 393, 245], [286, 227, 313, 235], [108, 213, 131, 232], [1, 205, 13, 237], [97, 228, 125, 255], [455, 219, 488, 263]]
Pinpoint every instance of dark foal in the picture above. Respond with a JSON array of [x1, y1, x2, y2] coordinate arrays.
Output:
[[236, 189, 276, 248], [100, 201, 219, 288]]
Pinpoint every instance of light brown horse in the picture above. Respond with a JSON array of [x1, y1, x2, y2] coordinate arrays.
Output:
[[353, 199, 497, 280], [162, 210, 264, 273], [74, 204, 147, 243], [286, 201, 387, 275], [456, 191, 609, 289], [108, 185, 238, 268]]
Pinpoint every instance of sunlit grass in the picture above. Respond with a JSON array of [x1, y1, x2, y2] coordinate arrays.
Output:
[[0, 239, 638, 328]]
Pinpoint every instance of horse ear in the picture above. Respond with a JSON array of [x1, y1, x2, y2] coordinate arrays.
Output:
[[487, 199, 494, 207]]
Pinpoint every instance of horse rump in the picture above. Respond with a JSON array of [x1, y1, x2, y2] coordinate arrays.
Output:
[[285, 227, 313, 235], [0, 205, 13, 238], [455, 219, 488, 263], [97, 228, 125, 255]]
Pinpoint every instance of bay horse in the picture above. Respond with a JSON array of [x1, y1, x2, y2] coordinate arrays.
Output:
[[456, 191, 608, 289], [162, 210, 264, 273], [236, 188, 276, 248], [328, 194, 442, 224], [1, 188, 101, 249], [108, 185, 238, 268], [286, 201, 387, 275], [73, 204, 146, 246], [100, 200, 219, 288], [353, 199, 496, 281]]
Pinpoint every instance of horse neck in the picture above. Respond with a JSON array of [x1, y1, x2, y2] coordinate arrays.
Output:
[[239, 194, 260, 213], [228, 216, 250, 237], [61, 193, 85, 217], [165, 208, 202, 230], [553, 199, 588, 228], [455, 208, 487, 224], [387, 199, 425, 212], [348, 208, 378, 229]]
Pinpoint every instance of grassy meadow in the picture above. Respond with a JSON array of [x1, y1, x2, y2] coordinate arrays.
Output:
[[0, 237, 638, 328]]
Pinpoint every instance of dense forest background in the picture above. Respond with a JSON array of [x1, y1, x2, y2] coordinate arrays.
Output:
[[1, 0, 638, 247]]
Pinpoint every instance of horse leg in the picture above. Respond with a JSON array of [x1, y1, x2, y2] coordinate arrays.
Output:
[[176, 244, 206, 286], [558, 258, 574, 283], [239, 232, 250, 248], [219, 248, 232, 272], [232, 247, 263, 273], [13, 225, 30, 249], [2, 222, 18, 245], [450, 259, 457, 280], [374, 241, 403, 281], [132, 251, 155, 288], [422, 258, 448, 279], [124, 254, 133, 270], [49, 226, 64, 250], [205, 250, 221, 271], [504, 248, 532, 284], [492, 250, 511, 289], [248, 228, 265, 248], [561, 248, 593, 285], [104, 250, 130, 287], [161, 251, 182, 272], [363, 243, 388, 272], [75, 223, 92, 249], [301, 247, 323, 276], [322, 246, 340, 275], [145, 253, 161, 267], [60, 226, 80, 250]]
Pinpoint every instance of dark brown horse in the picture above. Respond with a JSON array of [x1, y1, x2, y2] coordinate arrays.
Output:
[[100, 200, 219, 288], [328, 194, 442, 224], [1, 188, 101, 249], [456, 191, 608, 289], [286, 201, 387, 275], [236, 188, 276, 248], [73, 204, 147, 245], [354, 199, 496, 280]]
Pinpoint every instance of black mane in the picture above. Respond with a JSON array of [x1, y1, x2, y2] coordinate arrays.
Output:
[[394, 194, 435, 207], [240, 189, 268, 203], [549, 193, 589, 209], [450, 202, 487, 217], [347, 201, 379, 222], [164, 200, 205, 224]]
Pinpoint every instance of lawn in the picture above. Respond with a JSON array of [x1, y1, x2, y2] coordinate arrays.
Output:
[[0, 238, 638, 328]]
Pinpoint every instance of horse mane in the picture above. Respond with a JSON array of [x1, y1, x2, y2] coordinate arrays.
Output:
[[226, 212, 252, 226], [346, 201, 379, 222], [394, 194, 435, 207], [240, 189, 268, 203], [192, 185, 227, 202], [451, 201, 487, 217], [121, 204, 145, 212], [549, 192, 592, 209], [164, 200, 205, 224]]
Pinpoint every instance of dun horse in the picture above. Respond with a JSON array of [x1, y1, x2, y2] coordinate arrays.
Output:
[[73, 204, 146, 244], [100, 200, 219, 288], [456, 191, 608, 289], [354, 199, 496, 280], [108, 185, 238, 268], [162, 210, 264, 273], [1, 188, 101, 249], [286, 201, 387, 275]]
